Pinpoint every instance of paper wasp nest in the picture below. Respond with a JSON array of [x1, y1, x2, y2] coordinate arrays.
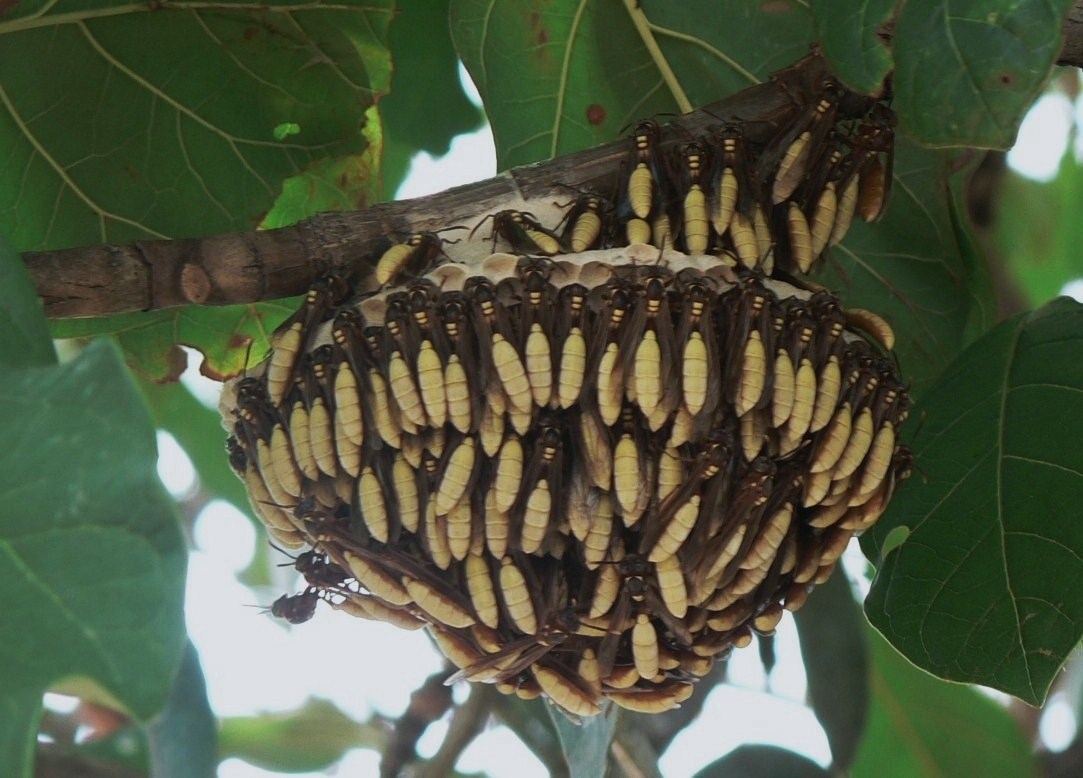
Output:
[[221, 74, 909, 717]]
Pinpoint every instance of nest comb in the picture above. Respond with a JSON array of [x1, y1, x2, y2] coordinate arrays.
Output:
[[220, 74, 909, 718]]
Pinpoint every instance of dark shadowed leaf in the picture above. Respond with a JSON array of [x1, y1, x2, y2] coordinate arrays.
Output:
[[381, 0, 484, 198], [892, 0, 1075, 148], [694, 744, 830, 778], [810, 0, 896, 95], [814, 143, 994, 397], [996, 155, 1083, 307], [0, 237, 54, 368], [852, 630, 1035, 777], [793, 572, 869, 772], [138, 376, 250, 515], [547, 701, 618, 778], [146, 642, 217, 778], [451, 0, 814, 169], [865, 297, 1083, 705], [0, 339, 187, 774], [50, 298, 298, 382], [0, 690, 40, 778], [218, 698, 383, 772]]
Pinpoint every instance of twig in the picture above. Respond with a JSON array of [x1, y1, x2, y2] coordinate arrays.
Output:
[[624, 659, 729, 753], [380, 669, 454, 778], [489, 695, 569, 778], [22, 56, 825, 320], [416, 685, 493, 778], [610, 726, 663, 778]]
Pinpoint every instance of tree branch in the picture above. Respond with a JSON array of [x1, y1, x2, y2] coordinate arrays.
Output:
[[22, 54, 827, 319], [1059, 1, 1083, 68], [24, 5, 1083, 321]]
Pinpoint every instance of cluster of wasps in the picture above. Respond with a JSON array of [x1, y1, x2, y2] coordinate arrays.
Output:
[[222, 72, 910, 719]]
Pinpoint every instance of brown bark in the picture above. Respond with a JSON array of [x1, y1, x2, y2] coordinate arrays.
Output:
[[23, 7, 1083, 320], [1059, 1, 1083, 68], [22, 55, 823, 319]]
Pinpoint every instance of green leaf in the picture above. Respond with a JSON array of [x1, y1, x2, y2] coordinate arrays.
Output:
[[263, 105, 385, 229], [852, 630, 1035, 777], [693, 744, 830, 778], [809, 0, 896, 95], [146, 642, 217, 778], [997, 156, 1083, 308], [138, 377, 250, 516], [893, 0, 1076, 148], [381, 0, 483, 199], [865, 297, 1083, 705], [814, 143, 994, 397], [0, 339, 187, 771], [0, 235, 54, 368], [50, 298, 297, 382], [218, 698, 383, 772], [793, 572, 869, 772], [0, 0, 392, 251], [138, 375, 273, 585], [451, 0, 815, 169], [547, 701, 618, 778], [0, 689, 40, 778]]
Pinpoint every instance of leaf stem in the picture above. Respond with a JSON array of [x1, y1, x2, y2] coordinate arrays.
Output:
[[622, 0, 693, 113]]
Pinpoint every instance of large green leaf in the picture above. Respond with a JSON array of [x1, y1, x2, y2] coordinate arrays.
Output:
[[547, 702, 618, 778], [146, 642, 217, 778], [0, 0, 391, 251], [381, 0, 484, 198], [893, 0, 1075, 148], [50, 297, 297, 382], [0, 236, 54, 368], [451, 0, 814, 169], [0, 341, 187, 776], [814, 143, 994, 397], [810, 0, 896, 95], [997, 156, 1083, 308], [852, 631, 1035, 777], [219, 698, 384, 773], [694, 744, 830, 778], [793, 572, 869, 772], [865, 297, 1083, 705], [2, 1, 391, 377]]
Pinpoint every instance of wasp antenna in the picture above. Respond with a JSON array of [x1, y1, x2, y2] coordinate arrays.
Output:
[[468, 212, 496, 242]]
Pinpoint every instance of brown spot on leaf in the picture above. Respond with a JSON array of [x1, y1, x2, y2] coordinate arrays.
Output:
[[529, 10, 549, 45], [243, 27, 259, 41], [158, 346, 188, 383], [587, 104, 607, 126], [998, 71, 1014, 86]]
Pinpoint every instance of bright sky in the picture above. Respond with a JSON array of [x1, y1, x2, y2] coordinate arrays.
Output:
[[51, 67, 1083, 775]]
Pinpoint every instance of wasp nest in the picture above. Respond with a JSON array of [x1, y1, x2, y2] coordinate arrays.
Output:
[[222, 73, 909, 718]]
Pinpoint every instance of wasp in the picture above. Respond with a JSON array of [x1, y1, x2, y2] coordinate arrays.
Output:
[[558, 193, 609, 252], [623, 119, 664, 221], [274, 546, 351, 589], [673, 270, 722, 425], [479, 210, 562, 255], [849, 102, 896, 223], [511, 422, 567, 555], [265, 274, 350, 407], [373, 232, 445, 287], [618, 267, 678, 425], [593, 552, 693, 679], [270, 588, 321, 624], [585, 277, 637, 427], [764, 79, 845, 205], [677, 141, 711, 254]]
